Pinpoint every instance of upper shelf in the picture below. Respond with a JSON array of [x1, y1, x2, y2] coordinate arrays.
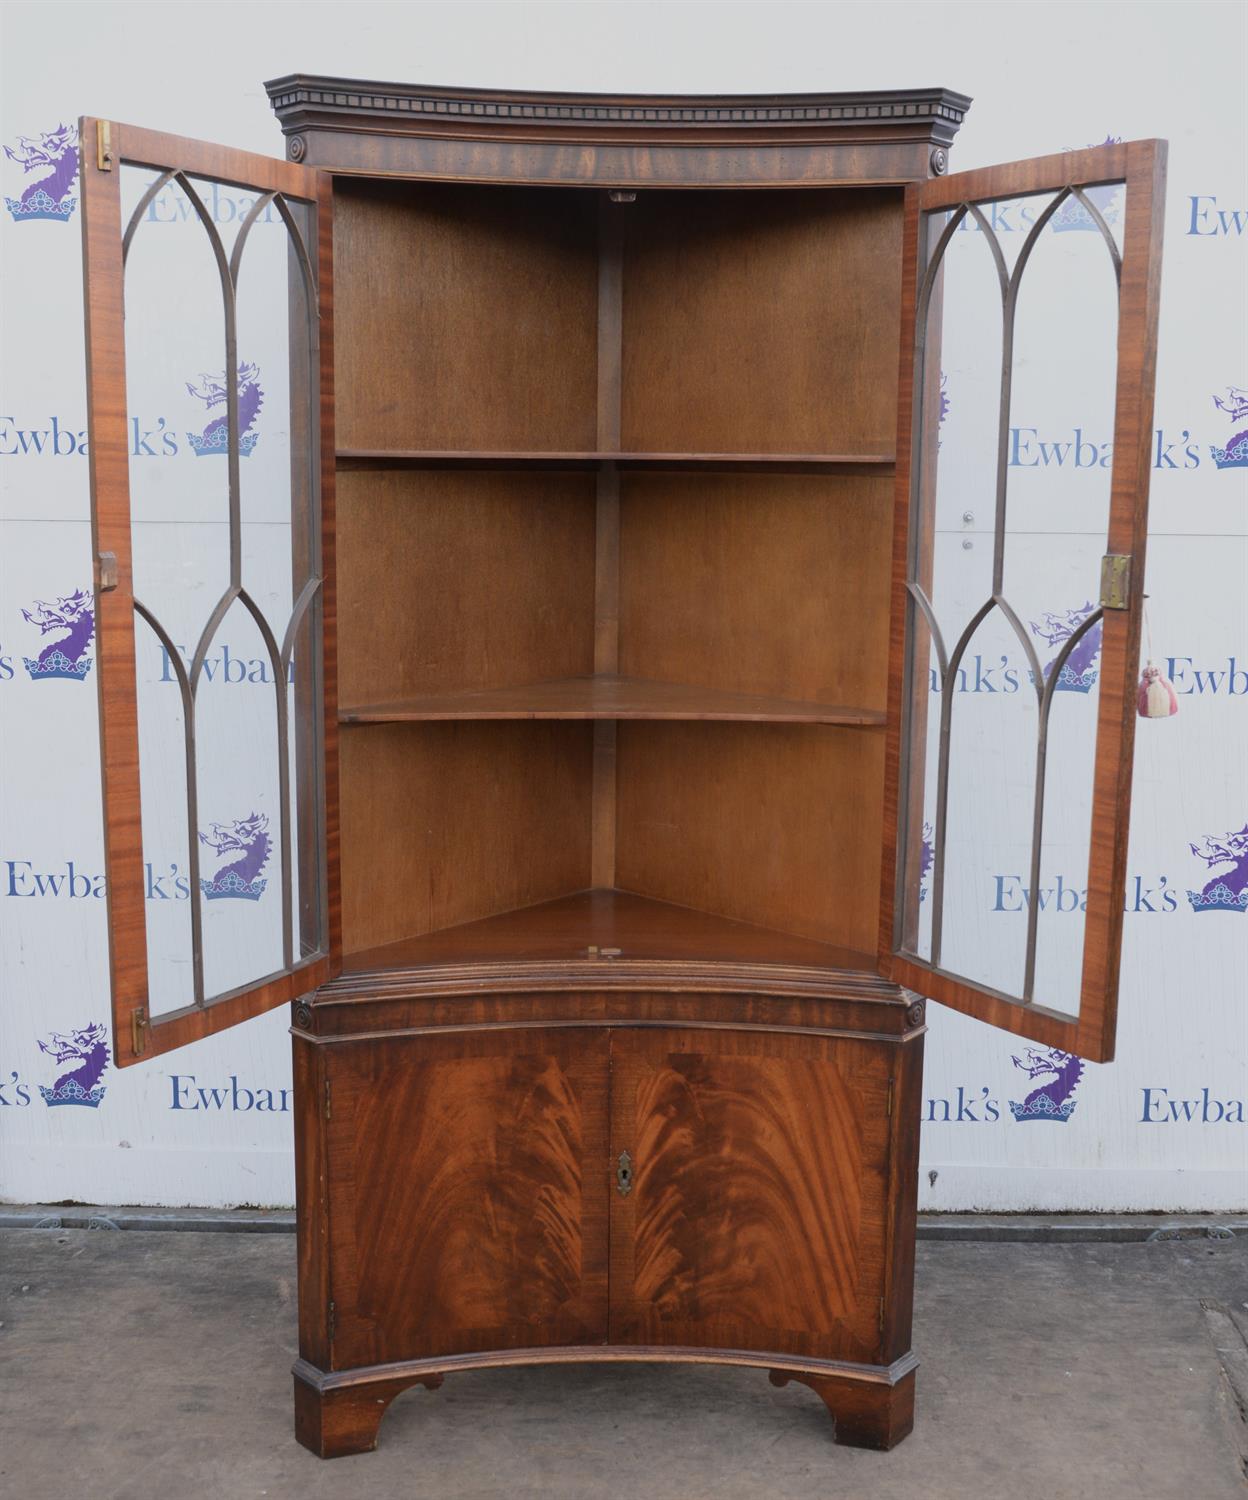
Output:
[[340, 673, 887, 726], [336, 449, 896, 475]]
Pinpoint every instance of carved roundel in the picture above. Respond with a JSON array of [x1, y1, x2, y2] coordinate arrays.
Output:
[[287, 134, 306, 162], [293, 1000, 314, 1030], [905, 998, 926, 1029], [930, 147, 948, 176]]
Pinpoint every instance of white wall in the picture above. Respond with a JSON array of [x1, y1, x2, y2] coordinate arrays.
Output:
[[1, 1, 1245, 1210]]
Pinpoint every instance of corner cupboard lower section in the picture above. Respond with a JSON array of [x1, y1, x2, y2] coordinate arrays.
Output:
[[291, 993, 924, 1455]]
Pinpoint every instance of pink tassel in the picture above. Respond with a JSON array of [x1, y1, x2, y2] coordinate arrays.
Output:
[[1137, 660, 1177, 718]]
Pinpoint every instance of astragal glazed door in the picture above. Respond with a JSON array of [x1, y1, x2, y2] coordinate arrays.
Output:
[[80, 118, 338, 1064], [880, 140, 1167, 1063]]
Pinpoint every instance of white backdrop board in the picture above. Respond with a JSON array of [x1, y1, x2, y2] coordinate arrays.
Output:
[[1, 1, 1245, 1211]]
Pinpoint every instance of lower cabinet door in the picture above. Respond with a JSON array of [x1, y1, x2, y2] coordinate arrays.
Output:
[[326, 1028, 610, 1368], [608, 1028, 892, 1365]]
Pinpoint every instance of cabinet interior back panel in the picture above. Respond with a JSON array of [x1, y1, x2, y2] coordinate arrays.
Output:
[[339, 721, 594, 955], [620, 187, 904, 454], [618, 471, 892, 710], [336, 469, 597, 706], [333, 180, 599, 452], [615, 721, 885, 952]]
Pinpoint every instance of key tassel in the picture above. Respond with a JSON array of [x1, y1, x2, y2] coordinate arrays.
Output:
[[1137, 660, 1177, 718]]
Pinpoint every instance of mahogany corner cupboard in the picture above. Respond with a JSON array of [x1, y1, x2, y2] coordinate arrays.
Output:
[[79, 79, 1166, 1457]]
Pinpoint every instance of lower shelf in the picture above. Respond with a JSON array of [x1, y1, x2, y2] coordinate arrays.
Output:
[[341, 888, 875, 976]]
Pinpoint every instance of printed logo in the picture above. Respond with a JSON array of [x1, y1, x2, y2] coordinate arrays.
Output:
[[21, 588, 94, 681], [199, 812, 271, 901], [1186, 825, 1248, 914], [1054, 136, 1123, 232], [37, 1022, 109, 1108], [186, 361, 263, 457], [1008, 1046, 1084, 1123], [919, 822, 933, 902], [4, 123, 79, 223], [1210, 386, 1248, 471], [1029, 601, 1103, 694]]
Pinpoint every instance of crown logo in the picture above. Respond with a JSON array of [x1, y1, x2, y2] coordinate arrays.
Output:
[[186, 361, 263, 457], [4, 123, 79, 223], [21, 588, 94, 682], [1186, 825, 1248, 913], [1053, 137, 1122, 233], [38, 1022, 109, 1108], [199, 812, 271, 900], [1029, 602, 1102, 693], [1008, 1046, 1083, 1123], [1210, 387, 1248, 470]]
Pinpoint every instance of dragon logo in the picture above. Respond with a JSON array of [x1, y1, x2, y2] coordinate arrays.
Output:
[[4, 122, 79, 223], [1008, 1046, 1084, 1123], [1029, 602, 1103, 694], [21, 588, 94, 682], [199, 812, 271, 901], [1187, 825, 1248, 914], [1054, 136, 1123, 233], [38, 1023, 109, 1108], [185, 361, 264, 457], [1210, 387, 1248, 471], [919, 821, 934, 902]]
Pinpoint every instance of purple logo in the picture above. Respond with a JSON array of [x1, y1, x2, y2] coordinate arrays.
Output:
[[21, 588, 94, 682], [199, 812, 270, 901], [1008, 1046, 1084, 1123], [1055, 136, 1123, 232], [186, 361, 264, 457], [1210, 386, 1248, 470], [37, 1022, 109, 1108], [1029, 602, 1103, 693], [919, 822, 933, 902], [4, 123, 79, 223], [1186, 825, 1248, 914]]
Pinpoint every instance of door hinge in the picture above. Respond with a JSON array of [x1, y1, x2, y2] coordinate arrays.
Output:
[[324, 1078, 332, 1120], [887, 1078, 894, 1118], [1099, 554, 1132, 611], [879, 1297, 886, 1337], [97, 551, 118, 593], [615, 1150, 633, 1198], [327, 1299, 336, 1343], [131, 1006, 147, 1057], [96, 120, 113, 172]]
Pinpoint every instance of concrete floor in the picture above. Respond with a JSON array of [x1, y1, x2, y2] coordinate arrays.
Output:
[[1, 1228, 1245, 1499]]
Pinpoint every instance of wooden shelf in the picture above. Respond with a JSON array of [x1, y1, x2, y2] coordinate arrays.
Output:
[[336, 449, 895, 475], [339, 674, 887, 726], [342, 889, 875, 976]]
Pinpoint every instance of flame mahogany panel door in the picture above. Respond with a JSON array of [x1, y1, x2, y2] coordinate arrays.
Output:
[[324, 1029, 610, 1369], [607, 1027, 893, 1365], [80, 118, 339, 1066], [880, 141, 1167, 1063]]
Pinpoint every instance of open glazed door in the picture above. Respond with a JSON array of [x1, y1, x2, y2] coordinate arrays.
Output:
[[880, 140, 1166, 1063], [81, 119, 337, 1065]]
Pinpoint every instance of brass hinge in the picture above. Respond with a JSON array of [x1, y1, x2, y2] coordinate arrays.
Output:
[[1099, 554, 1132, 611], [131, 1006, 147, 1057], [96, 120, 113, 172], [97, 551, 118, 593], [887, 1078, 894, 1118], [327, 1299, 336, 1343], [324, 1078, 332, 1120], [879, 1297, 886, 1336]]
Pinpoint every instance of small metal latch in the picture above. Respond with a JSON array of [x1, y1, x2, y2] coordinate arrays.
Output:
[[1099, 554, 1132, 611], [616, 1150, 633, 1198], [97, 551, 118, 593], [586, 945, 622, 959], [97, 121, 113, 172], [608, 190, 636, 203], [131, 1006, 147, 1057]]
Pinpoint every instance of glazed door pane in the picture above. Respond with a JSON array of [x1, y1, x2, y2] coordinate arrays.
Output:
[[881, 141, 1166, 1062], [81, 119, 334, 1064], [608, 1028, 892, 1363]]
